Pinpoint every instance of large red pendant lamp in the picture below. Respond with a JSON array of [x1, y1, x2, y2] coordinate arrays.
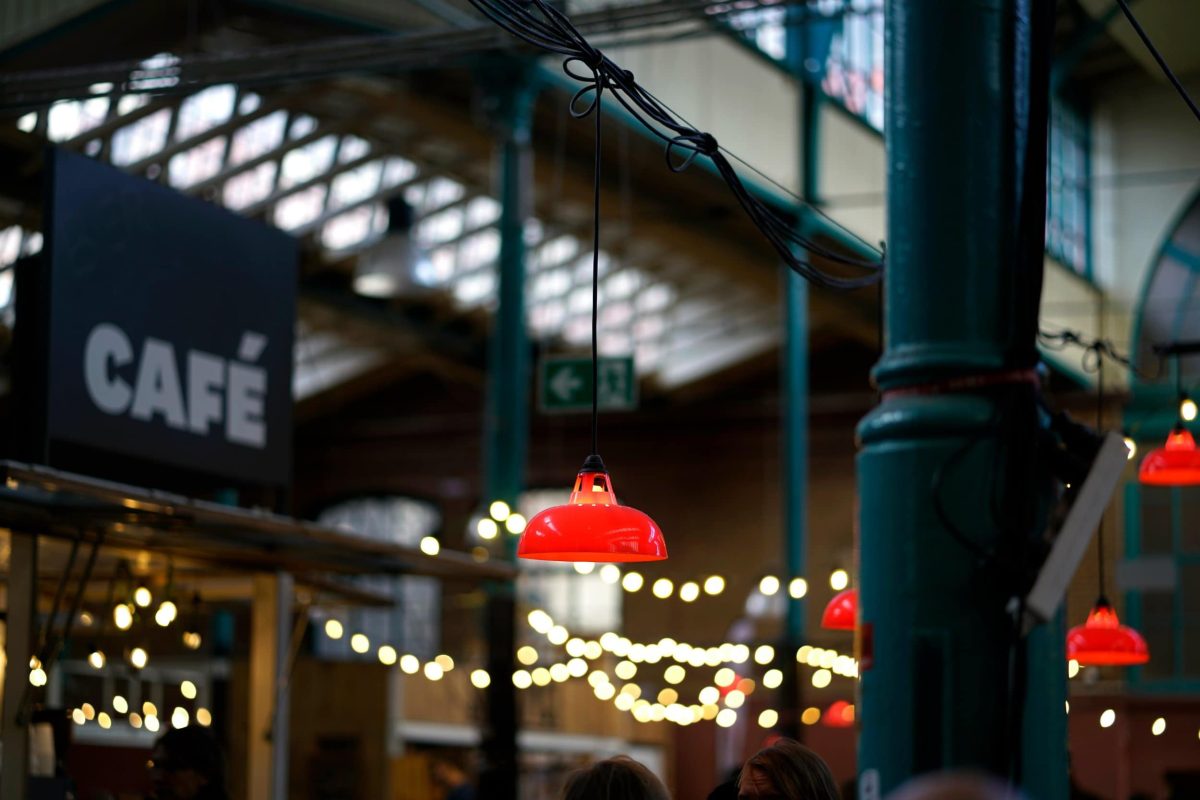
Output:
[[515, 85, 665, 564], [518, 455, 666, 562], [1138, 425, 1200, 485], [821, 588, 857, 631], [1067, 597, 1149, 666]]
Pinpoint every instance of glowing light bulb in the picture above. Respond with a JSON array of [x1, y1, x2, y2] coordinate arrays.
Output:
[[789, 578, 808, 599], [652, 578, 673, 599], [811, 668, 832, 688], [715, 668, 736, 687], [716, 709, 737, 728], [527, 609, 553, 634], [79, 610, 95, 627], [400, 655, 420, 674], [82, 703, 95, 720], [350, 633, 370, 654], [664, 665, 686, 685], [802, 706, 820, 725], [1152, 717, 1166, 736], [532, 668, 551, 687], [113, 696, 129, 714], [114, 604, 133, 630], [129, 712, 143, 728], [548, 626, 569, 645], [145, 714, 160, 733], [134, 585, 152, 608], [489, 500, 511, 521], [196, 708, 212, 727], [424, 662, 445, 681], [434, 654, 455, 672], [759, 576, 780, 596], [549, 663, 570, 682], [518, 646, 538, 665], [171, 707, 189, 728], [566, 638, 586, 657], [471, 669, 491, 689], [583, 641, 603, 660], [680, 581, 700, 603], [754, 645, 775, 665], [704, 575, 726, 595], [599, 564, 621, 584], [830, 569, 849, 591], [88, 649, 106, 669], [573, 562, 596, 575], [29, 667, 47, 687], [477, 518, 499, 539], [324, 619, 344, 640], [1182, 397, 1197, 422], [658, 688, 678, 705], [71, 709, 86, 726], [615, 661, 637, 680], [419, 536, 440, 556], [1068, 659, 1080, 679], [763, 669, 783, 689], [513, 670, 533, 689], [622, 572, 644, 592], [724, 690, 746, 709], [1100, 709, 1115, 728], [505, 513, 526, 534], [143, 702, 158, 717], [595, 682, 616, 701], [1123, 435, 1137, 461], [568, 658, 588, 677], [130, 647, 148, 669], [98, 712, 112, 729], [183, 631, 202, 650], [181, 680, 197, 700], [758, 709, 779, 728], [378, 645, 397, 666]]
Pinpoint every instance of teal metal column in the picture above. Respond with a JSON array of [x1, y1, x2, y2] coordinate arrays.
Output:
[[478, 58, 537, 800], [857, 1, 1063, 796]]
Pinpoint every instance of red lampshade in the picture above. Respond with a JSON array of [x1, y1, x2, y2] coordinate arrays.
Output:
[[821, 588, 857, 631], [517, 458, 666, 563], [1066, 598, 1149, 666], [1139, 426, 1200, 486], [822, 700, 855, 728]]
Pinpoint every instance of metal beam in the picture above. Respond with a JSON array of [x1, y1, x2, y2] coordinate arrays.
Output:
[[1, 532, 36, 800]]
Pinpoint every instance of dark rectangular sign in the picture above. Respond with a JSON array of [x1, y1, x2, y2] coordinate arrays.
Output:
[[42, 149, 297, 485]]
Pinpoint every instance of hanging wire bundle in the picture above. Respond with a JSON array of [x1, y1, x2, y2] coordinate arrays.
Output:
[[466, 0, 884, 290]]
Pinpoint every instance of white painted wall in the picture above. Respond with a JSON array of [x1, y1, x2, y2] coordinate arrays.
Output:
[[1091, 72, 1200, 339], [817, 104, 886, 246], [604, 36, 800, 195]]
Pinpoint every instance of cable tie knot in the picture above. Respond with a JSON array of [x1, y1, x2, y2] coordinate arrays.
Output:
[[696, 132, 719, 155], [582, 48, 605, 71]]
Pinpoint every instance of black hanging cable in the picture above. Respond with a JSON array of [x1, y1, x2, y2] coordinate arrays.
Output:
[[590, 71, 602, 459], [1094, 344, 1108, 601], [465, 0, 884, 290], [1114, 0, 1200, 124]]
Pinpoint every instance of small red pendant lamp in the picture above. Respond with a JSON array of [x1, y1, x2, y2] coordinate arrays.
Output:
[[821, 588, 857, 631], [1066, 597, 1149, 666], [1138, 425, 1200, 486], [518, 455, 666, 562], [1068, 351, 1148, 666], [515, 88, 665, 564]]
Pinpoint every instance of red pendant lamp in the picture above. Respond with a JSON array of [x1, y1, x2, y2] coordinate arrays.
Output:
[[1066, 597, 1149, 666], [515, 86, 665, 564], [1067, 351, 1149, 666], [1138, 425, 1200, 485], [821, 588, 857, 631]]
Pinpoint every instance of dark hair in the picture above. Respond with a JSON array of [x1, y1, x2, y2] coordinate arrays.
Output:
[[563, 756, 670, 800], [739, 739, 838, 800], [155, 727, 228, 798]]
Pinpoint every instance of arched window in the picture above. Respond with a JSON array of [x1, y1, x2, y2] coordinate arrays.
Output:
[[315, 496, 441, 659]]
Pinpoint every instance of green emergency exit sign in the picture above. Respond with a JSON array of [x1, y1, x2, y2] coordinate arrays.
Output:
[[538, 355, 637, 413]]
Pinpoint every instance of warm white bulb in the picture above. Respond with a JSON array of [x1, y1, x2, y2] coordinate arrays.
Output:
[[505, 513, 526, 534], [1182, 397, 1198, 422], [181, 680, 197, 700], [477, 518, 498, 539], [324, 619, 344, 640], [155, 600, 177, 627], [183, 631, 202, 650], [350, 633, 370, 654], [1100, 709, 1116, 728], [489, 500, 511, 521], [811, 668, 832, 688], [145, 714, 160, 733], [113, 695, 129, 714], [134, 586, 152, 608], [789, 578, 808, 599], [652, 578, 673, 599], [424, 662, 445, 681], [664, 665, 686, 684], [1123, 436, 1137, 461], [758, 709, 779, 728], [599, 565, 621, 584], [1152, 717, 1166, 736], [759, 576, 780, 596], [573, 562, 596, 575], [754, 645, 775, 665], [435, 654, 455, 672], [114, 604, 133, 630], [715, 667, 736, 687], [763, 669, 783, 689], [378, 645, 398, 665], [830, 569, 849, 591], [724, 690, 746, 709], [419, 536, 440, 556], [171, 707, 189, 728], [1068, 659, 1080, 679], [471, 669, 491, 689], [517, 646, 538, 666], [704, 575, 726, 595], [621, 572, 644, 593], [679, 581, 700, 603], [196, 708, 213, 727], [399, 655, 420, 674], [130, 647, 148, 669], [143, 701, 158, 718], [716, 708, 737, 728], [88, 649, 106, 669], [512, 670, 532, 689]]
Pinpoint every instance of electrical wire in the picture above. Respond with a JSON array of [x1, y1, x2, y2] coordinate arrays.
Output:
[[465, 0, 884, 289], [1114, 0, 1200, 125]]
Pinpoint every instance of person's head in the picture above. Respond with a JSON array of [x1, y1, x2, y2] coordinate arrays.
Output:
[[563, 756, 670, 800], [149, 727, 227, 800], [738, 739, 838, 800], [885, 772, 1024, 800]]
